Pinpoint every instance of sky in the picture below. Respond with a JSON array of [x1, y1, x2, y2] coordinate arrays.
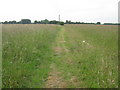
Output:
[[0, 0, 119, 23]]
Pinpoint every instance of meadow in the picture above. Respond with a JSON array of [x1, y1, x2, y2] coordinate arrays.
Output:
[[2, 24, 118, 88]]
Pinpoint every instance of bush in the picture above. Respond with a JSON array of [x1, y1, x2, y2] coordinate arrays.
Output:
[[60, 22, 64, 25], [96, 22, 101, 24]]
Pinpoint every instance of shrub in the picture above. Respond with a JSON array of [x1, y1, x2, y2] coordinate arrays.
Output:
[[59, 22, 64, 26]]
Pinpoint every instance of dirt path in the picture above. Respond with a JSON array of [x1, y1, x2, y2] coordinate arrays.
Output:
[[44, 26, 81, 88], [45, 63, 67, 88], [44, 27, 68, 88]]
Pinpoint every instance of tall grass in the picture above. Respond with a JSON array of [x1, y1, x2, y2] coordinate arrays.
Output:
[[63, 24, 118, 88], [2, 24, 60, 88], [2, 24, 118, 88]]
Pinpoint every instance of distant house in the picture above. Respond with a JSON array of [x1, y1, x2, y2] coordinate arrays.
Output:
[[21, 19, 31, 24]]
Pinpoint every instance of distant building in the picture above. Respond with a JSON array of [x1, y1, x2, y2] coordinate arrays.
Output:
[[21, 19, 31, 24]]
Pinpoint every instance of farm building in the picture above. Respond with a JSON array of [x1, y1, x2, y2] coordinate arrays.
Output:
[[21, 19, 31, 24]]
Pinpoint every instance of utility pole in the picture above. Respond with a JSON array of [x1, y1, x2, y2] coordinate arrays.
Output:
[[59, 14, 60, 22]]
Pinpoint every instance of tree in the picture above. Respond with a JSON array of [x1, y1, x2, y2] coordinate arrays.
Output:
[[96, 22, 101, 24], [34, 20, 38, 24], [3, 21, 8, 24], [66, 20, 69, 24], [41, 19, 49, 24], [21, 19, 31, 24], [49, 20, 59, 24], [8, 21, 16, 24], [65, 20, 72, 24], [60, 22, 64, 25]]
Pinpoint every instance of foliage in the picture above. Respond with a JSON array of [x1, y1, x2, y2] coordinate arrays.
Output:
[[59, 22, 64, 25], [96, 22, 101, 24]]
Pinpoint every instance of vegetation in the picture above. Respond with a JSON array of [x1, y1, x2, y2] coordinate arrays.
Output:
[[96, 22, 101, 24], [60, 25, 118, 88], [2, 19, 120, 25], [21, 19, 31, 24], [104, 23, 120, 25], [1, 19, 99, 25], [59, 22, 64, 26], [2, 24, 60, 88], [2, 24, 118, 88]]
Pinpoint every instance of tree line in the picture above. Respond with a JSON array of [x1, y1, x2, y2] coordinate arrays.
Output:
[[0, 19, 102, 25]]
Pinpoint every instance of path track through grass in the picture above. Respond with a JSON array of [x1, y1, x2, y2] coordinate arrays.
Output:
[[45, 26, 82, 88], [45, 26, 68, 88]]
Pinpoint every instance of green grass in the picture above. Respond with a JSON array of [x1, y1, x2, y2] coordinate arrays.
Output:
[[2, 24, 118, 88], [2, 24, 60, 88], [62, 24, 118, 88]]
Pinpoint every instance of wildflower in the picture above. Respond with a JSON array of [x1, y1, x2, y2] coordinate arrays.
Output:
[[82, 40, 85, 43]]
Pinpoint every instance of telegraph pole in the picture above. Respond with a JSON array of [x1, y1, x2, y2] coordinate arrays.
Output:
[[59, 14, 60, 22], [58, 14, 64, 25]]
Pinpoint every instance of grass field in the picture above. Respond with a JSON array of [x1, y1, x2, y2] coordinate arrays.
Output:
[[2, 24, 118, 88]]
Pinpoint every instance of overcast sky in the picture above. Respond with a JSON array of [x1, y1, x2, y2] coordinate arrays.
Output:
[[0, 0, 119, 23]]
